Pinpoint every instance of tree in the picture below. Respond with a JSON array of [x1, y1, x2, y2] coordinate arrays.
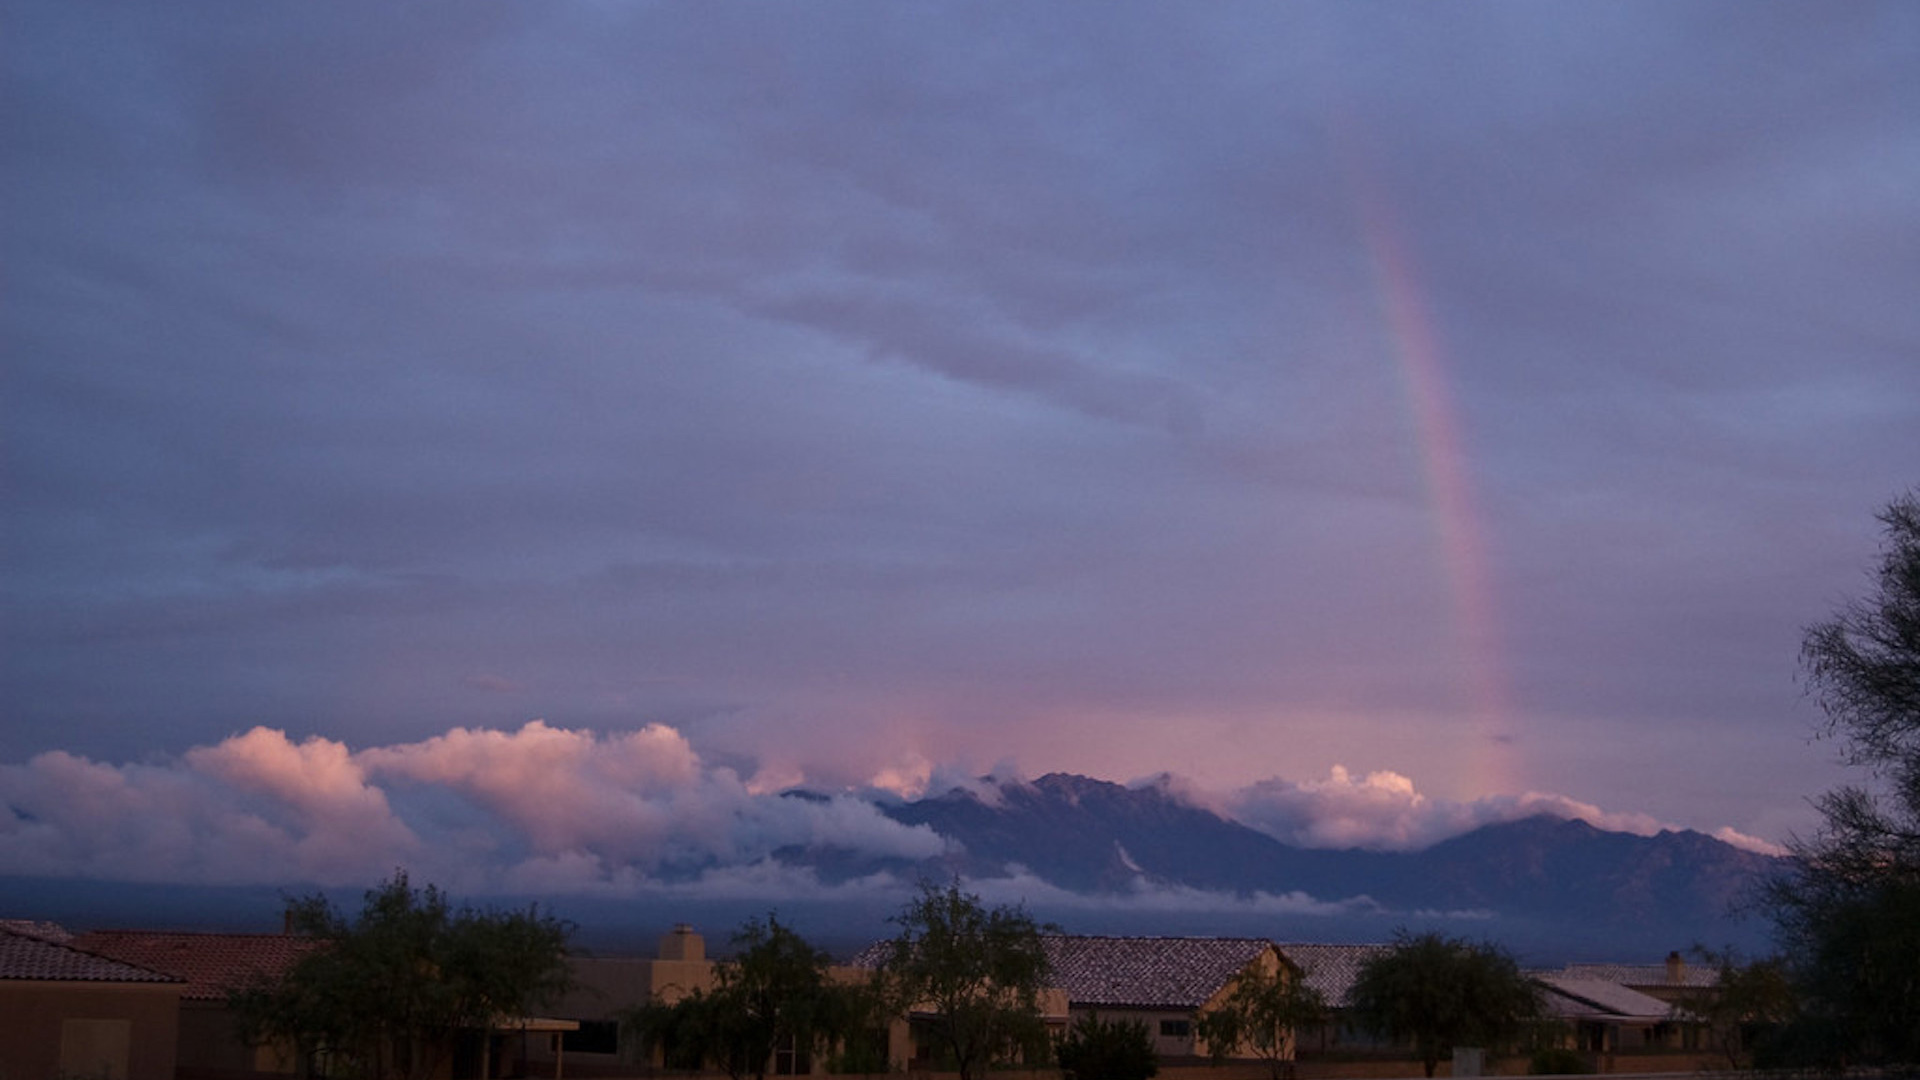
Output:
[[231, 872, 573, 1080], [1055, 1012, 1158, 1080], [1347, 931, 1539, 1078], [877, 881, 1055, 1080], [1194, 957, 1324, 1080], [628, 914, 869, 1080], [1667, 947, 1796, 1068], [1773, 490, 1920, 1064]]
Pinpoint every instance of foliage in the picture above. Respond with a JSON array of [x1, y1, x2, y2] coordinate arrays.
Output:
[[1525, 1047, 1590, 1075], [1055, 1012, 1158, 1080], [1772, 491, 1920, 1065], [1193, 957, 1324, 1080], [877, 881, 1056, 1080], [627, 914, 871, 1080], [1347, 930, 1540, 1079], [230, 872, 573, 1080], [1667, 947, 1796, 1068]]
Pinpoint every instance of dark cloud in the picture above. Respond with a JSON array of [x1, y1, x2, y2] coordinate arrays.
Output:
[[3, 1, 1915, 848]]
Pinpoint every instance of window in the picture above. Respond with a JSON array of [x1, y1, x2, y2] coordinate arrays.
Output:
[[1160, 1019, 1191, 1038], [563, 1020, 620, 1056]]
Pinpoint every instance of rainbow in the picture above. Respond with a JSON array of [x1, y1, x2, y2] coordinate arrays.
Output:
[[1344, 144, 1517, 796]]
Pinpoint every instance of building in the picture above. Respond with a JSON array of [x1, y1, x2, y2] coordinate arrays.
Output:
[[0, 923, 185, 1080], [73, 929, 319, 1077], [1272, 942, 1397, 1054], [1041, 935, 1295, 1061]]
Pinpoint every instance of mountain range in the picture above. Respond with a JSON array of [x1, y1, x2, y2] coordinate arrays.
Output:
[[778, 772, 1782, 959], [0, 771, 1783, 963]]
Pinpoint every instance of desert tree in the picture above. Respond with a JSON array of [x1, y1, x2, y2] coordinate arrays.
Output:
[[232, 872, 572, 1080], [1347, 931, 1539, 1078], [1194, 957, 1324, 1080], [877, 881, 1055, 1080], [1771, 490, 1920, 1064]]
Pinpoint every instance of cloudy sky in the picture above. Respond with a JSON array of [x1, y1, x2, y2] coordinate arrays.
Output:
[[4, 2, 1917, 894]]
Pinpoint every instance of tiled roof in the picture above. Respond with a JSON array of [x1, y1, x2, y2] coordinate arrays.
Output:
[[0, 925, 184, 985], [1274, 943, 1393, 1008], [72, 931, 318, 1002], [1042, 936, 1276, 1010], [851, 935, 1278, 1011], [1558, 962, 1718, 989], [0, 919, 73, 943], [1533, 975, 1671, 1022]]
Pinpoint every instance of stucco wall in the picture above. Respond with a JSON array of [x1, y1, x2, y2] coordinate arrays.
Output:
[[0, 982, 181, 1080]]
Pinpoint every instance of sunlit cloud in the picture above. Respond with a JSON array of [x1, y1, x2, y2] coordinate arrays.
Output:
[[0, 722, 1785, 900], [1223, 765, 1789, 855]]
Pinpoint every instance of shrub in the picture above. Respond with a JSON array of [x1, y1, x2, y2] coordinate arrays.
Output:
[[1527, 1048, 1591, 1075], [1055, 1013, 1158, 1080]]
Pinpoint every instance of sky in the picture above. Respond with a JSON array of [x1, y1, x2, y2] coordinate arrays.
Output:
[[3, 2, 1918, 899]]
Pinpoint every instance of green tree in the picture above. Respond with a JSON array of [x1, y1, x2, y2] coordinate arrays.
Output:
[[1667, 947, 1796, 1069], [877, 881, 1055, 1080], [1774, 490, 1920, 1065], [1194, 957, 1324, 1080], [231, 872, 573, 1080], [1055, 1012, 1158, 1080], [628, 914, 869, 1080], [1347, 931, 1539, 1078]]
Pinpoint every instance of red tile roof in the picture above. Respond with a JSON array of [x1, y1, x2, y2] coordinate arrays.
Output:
[[1274, 942, 1394, 1007], [1041, 935, 1278, 1010], [72, 930, 318, 1001], [0, 919, 73, 943], [0, 925, 184, 985]]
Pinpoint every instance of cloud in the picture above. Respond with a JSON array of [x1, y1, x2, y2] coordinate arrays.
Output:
[[0, 722, 946, 891], [1223, 765, 1789, 855], [2, 721, 1788, 905]]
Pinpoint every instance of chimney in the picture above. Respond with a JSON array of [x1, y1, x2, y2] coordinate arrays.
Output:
[[659, 923, 704, 962], [1665, 950, 1685, 983]]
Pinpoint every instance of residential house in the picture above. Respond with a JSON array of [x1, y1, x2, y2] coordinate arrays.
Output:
[[1554, 953, 1721, 1051], [1272, 942, 1396, 1054], [0, 923, 185, 1080], [1040, 935, 1296, 1061], [1558, 951, 1718, 1010], [72, 929, 318, 1078], [528, 924, 721, 1075], [1531, 975, 1678, 1055]]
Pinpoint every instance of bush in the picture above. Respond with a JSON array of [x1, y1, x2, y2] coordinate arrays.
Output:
[[1527, 1048, 1591, 1075], [1055, 1013, 1158, 1080]]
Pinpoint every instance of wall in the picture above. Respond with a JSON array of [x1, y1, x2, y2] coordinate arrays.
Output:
[[0, 982, 182, 1080]]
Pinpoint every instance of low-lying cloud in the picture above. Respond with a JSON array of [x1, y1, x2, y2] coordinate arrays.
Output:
[[0, 722, 1783, 900], [1220, 765, 1787, 856]]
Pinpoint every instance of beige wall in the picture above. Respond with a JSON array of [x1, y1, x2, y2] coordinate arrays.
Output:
[[0, 982, 181, 1080]]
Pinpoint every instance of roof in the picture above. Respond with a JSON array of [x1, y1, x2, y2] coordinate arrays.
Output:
[[0, 919, 73, 943], [1041, 936, 1276, 1010], [0, 925, 184, 986], [72, 930, 317, 1002], [1558, 962, 1718, 989], [851, 934, 1279, 1011], [1533, 975, 1672, 1022], [1274, 943, 1393, 1008]]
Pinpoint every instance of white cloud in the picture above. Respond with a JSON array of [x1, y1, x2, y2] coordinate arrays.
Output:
[[0, 727, 1785, 897], [1223, 764, 1785, 854], [0, 721, 945, 890]]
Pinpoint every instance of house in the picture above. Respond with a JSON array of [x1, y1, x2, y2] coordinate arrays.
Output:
[[528, 924, 722, 1075], [0, 923, 185, 1080], [72, 929, 319, 1077], [1552, 953, 1721, 1052], [1272, 942, 1396, 1054], [1531, 974, 1678, 1055], [1558, 951, 1719, 1009], [1040, 935, 1295, 1061]]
